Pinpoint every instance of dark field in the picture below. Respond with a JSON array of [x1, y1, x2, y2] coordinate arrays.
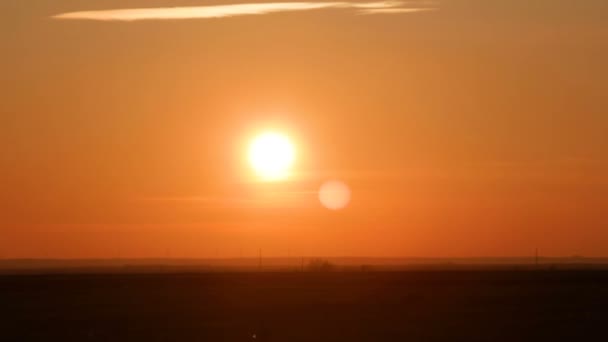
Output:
[[2, 271, 608, 341]]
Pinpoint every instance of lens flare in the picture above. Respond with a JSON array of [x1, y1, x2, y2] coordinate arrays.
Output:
[[319, 180, 351, 210]]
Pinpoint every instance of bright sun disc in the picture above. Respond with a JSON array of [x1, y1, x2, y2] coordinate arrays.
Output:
[[248, 132, 295, 181]]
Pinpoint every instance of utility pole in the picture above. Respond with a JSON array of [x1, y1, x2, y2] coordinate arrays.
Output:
[[258, 248, 262, 272], [535, 248, 539, 268]]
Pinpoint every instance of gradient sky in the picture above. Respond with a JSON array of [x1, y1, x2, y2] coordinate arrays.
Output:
[[1, 0, 607, 258]]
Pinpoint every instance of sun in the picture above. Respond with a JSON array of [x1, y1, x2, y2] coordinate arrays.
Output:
[[248, 132, 295, 181]]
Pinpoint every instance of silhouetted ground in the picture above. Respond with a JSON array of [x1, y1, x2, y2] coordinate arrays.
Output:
[[1, 271, 607, 341]]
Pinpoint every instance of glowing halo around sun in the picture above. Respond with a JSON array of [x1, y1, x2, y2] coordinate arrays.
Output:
[[319, 180, 351, 210], [248, 132, 295, 181]]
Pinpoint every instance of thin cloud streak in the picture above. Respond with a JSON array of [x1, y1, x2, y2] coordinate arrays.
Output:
[[52, 1, 438, 21], [358, 7, 436, 14]]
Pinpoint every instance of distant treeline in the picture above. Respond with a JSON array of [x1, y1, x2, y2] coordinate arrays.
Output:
[[2, 257, 608, 274]]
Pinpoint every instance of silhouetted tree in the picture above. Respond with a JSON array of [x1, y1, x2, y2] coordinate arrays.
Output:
[[307, 258, 334, 272]]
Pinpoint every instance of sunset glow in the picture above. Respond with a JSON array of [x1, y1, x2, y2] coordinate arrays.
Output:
[[3, 0, 608, 259]]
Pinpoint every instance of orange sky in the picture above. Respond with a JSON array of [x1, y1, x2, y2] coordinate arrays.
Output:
[[1, 0, 607, 258]]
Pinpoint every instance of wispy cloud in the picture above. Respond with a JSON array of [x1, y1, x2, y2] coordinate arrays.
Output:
[[357, 7, 433, 14], [51, 1, 438, 21]]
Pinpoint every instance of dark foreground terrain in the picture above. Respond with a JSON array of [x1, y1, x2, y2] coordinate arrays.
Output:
[[2, 270, 607, 341]]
